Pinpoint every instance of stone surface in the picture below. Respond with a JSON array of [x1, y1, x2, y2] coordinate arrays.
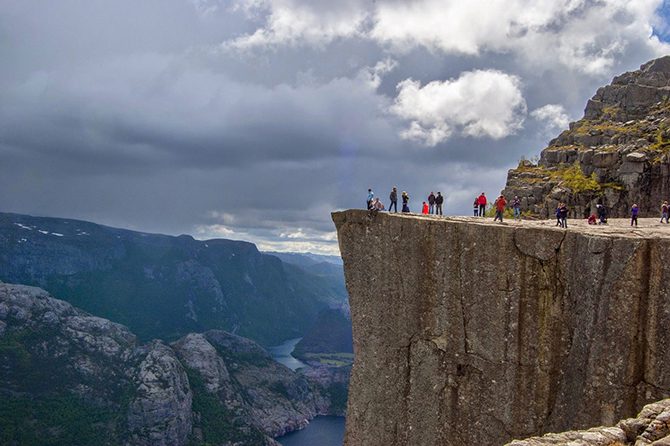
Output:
[[506, 399, 670, 445], [503, 56, 670, 219], [333, 210, 670, 446]]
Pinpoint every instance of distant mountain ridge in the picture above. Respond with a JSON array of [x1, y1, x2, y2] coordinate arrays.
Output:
[[0, 212, 347, 345]]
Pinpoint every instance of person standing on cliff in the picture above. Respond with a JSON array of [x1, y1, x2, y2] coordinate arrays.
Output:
[[661, 201, 669, 223], [401, 191, 410, 213], [477, 193, 487, 217], [367, 188, 374, 210], [389, 187, 398, 213], [555, 203, 562, 226], [422, 201, 429, 214], [596, 203, 607, 224], [512, 196, 521, 220], [435, 192, 444, 215], [631, 204, 639, 227], [473, 198, 479, 217], [427, 192, 436, 214], [493, 195, 507, 223], [559, 203, 568, 228]]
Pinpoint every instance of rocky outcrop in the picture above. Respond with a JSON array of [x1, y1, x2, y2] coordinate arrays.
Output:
[[333, 210, 670, 446], [507, 399, 670, 445], [503, 56, 670, 218], [0, 283, 191, 446], [0, 283, 343, 445], [127, 342, 193, 446]]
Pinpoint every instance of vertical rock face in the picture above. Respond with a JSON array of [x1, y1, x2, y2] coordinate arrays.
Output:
[[333, 210, 670, 446]]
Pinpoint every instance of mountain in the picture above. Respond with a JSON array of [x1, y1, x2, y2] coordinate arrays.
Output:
[[293, 308, 353, 359], [0, 283, 340, 446], [267, 251, 353, 362], [504, 55, 670, 218], [0, 212, 347, 345]]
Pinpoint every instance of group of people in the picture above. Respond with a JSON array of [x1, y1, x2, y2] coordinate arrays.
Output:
[[471, 193, 522, 223], [367, 188, 670, 229], [368, 187, 445, 215]]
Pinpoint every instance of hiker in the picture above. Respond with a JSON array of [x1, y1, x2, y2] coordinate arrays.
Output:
[[371, 197, 385, 211], [367, 188, 374, 210], [559, 203, 568, 228], [473, 198, 479, 217], [555, 204, 562, 226], [428, 192, 436, 214], [661, 201, 669, 223], [631, 204, 639, 227], [512, 196, 521, 220], [588, 213, 597, 225], [596, 203, 607, 224], [422, 201, 429, 214], [389, 187, 398, 213], [435, 192, 444, 215], [401, 191, 410, 213], [477, 193, 487, 217], [493, 195, 507, 223]]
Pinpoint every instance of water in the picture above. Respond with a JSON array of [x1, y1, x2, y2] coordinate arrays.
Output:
[[268, 337, 308, 371], [276, 416, 345, 446], [269, 339, 346, 445]]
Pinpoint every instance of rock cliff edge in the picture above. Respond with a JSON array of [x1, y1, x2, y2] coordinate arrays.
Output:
[[333, 210, 670, 445]]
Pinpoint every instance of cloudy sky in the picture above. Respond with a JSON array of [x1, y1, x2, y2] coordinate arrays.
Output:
[[1, 0, 669, 254]]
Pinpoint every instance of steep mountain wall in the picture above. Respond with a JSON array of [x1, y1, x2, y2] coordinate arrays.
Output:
[[333, 210, 670, 445]]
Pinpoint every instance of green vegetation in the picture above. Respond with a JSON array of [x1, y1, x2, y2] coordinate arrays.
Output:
[[186, 369, 266, 446], [301, 352, 354, 367], [558, 164, 600, 193], [325, 383, 348, 414], [0, 395, 118, 446]]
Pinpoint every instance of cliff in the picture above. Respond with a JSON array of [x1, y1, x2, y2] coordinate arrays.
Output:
[[333, 210, 670, 445], [503, 56, 670, 218], [0, 283, 337, 445]]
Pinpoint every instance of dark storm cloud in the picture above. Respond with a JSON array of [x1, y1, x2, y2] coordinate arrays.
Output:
[[0, 0, 668, 253]]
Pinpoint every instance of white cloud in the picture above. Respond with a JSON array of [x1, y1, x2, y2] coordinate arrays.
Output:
[[531, 104, 570, 130], [390, 70, 527, 146], [226, 0, 368, 50], [224, 0, 670, 75], [359, 58, 398, 89]]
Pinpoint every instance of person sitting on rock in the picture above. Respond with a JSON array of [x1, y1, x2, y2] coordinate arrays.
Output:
[[631, 204, 639, 227], [661, 201, 669, 223], [371, 197, 385, 211], [421, 201, 429, 214], [588, 213, 597, 225]]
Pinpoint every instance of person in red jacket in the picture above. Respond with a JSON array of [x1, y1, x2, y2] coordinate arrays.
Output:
[[493, 195, 507, 223], [477, 193, 487, 216], [422, 201, 429, 214]]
